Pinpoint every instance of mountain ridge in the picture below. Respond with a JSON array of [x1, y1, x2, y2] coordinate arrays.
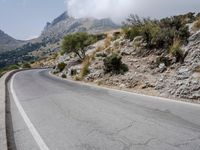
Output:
[[0, 29, 25, 54], [39, 11, 119, 43]]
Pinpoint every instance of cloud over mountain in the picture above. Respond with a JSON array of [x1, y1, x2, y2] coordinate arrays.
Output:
[[66, 0, 200, 23]]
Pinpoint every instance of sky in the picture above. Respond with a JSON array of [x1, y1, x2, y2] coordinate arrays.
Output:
[[0, 0, 200, 40]]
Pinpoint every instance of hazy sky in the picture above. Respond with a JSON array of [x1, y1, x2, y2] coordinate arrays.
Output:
[[0, 0, 200, 40]]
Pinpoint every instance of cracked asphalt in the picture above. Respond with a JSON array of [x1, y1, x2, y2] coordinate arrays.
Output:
[[8, 69, 200, 150]]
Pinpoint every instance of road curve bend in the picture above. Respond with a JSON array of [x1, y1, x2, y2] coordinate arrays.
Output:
[[8, 69, 200, 150]]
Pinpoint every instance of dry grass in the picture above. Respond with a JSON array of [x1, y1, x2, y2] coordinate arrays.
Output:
[[169, 39, 182, 56], [79, 56, 91, 80], [192, 18, 200, 32], [104, 35, 112, 48], [169, 39, 185, 63], [96, 46, 104, 52], [194, 66, 200, 73]]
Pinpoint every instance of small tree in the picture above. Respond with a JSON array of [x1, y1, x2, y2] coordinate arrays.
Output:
[[62, 32, 97, 60]]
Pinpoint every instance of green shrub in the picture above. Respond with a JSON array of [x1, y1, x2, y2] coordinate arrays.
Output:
[[123, 13, 190, 51], [70, 69, 77, 76], [96, 52, 107, 58], [60, 50, 65, 56], [57, 62, 66, 72], [141, 22, 161, 48], [61, 74, 67, 78], [123, 26, 141, 41], [104, 53, 129, 74], [96, 33, 107, 41], [7, 65, 19, 70], [22, 63, 31, 68], [156, 56, 171, 67]]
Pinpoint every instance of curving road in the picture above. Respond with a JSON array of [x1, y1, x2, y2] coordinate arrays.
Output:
[[8, 69, 200, 150]]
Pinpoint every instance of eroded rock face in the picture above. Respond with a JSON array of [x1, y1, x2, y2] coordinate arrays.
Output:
[[157, 31, 200, 101]]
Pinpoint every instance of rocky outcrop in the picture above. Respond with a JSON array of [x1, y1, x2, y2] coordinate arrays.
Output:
[[40, 11, 119, 43], [156, 31, 200, 101]]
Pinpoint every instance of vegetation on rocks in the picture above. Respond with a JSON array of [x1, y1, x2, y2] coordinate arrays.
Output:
[[192, 17, 200, 32], [123, 13, 194, 51], [22, 63, 31, 69], [103, 53, 128, 74], [57, 62, 66, 72], [156, 56, 171, 67], [61, 74, 67, 78], [169, 39, 185, 63]]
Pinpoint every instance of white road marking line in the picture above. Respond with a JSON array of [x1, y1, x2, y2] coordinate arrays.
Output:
[[11, 73, 50, 150]]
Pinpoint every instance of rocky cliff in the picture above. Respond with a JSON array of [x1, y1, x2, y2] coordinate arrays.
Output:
[[157, 31, 200, 101], [39, 11, 119, 43]]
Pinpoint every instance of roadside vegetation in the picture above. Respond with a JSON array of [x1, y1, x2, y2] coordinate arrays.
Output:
[[0, 62, 32, 78], [123, 13, 195, 51], [57, 62, 66, 72], [104, 53, 128, 74], [61, 32, 98, 60]]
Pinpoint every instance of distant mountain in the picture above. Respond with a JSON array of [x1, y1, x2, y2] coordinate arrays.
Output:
[[0, 30, 25, 54], [0, 11, 119, 68], [39, 11, 119, 43]]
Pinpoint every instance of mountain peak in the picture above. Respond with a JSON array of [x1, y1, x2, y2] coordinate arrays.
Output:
[[51, 11, 69, 26]]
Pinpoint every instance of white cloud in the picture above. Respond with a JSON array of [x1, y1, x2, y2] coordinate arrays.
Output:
[[65, 0, 200, 24], [66, 0, 134, 23]]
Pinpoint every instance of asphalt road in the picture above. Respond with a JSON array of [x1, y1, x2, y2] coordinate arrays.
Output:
[[8, 69, 200, 150]]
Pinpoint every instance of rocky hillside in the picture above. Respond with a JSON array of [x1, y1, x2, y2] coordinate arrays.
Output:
[[39, 13, 200, 103], [157, 31, 200, 101], [39, 11, 118, 43], [0, 29, 25, 53]]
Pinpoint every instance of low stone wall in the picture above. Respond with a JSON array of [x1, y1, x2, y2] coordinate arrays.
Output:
[[0, 71, 12, 150], [0, 69, 40, 150]]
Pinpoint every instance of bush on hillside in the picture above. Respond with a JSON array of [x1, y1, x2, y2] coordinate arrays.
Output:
[[123, 13, 190, 51], [104, 53, 128, 74], [22, 63, 31, 68], [70, 69, 77, 76], [156, 56, 171, 67], [61, 74, 67, 78], [57, 62, 66, 72]]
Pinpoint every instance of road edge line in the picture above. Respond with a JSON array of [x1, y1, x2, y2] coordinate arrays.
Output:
[[10, 73, 50, 150], [49, 71, 200, 107]]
